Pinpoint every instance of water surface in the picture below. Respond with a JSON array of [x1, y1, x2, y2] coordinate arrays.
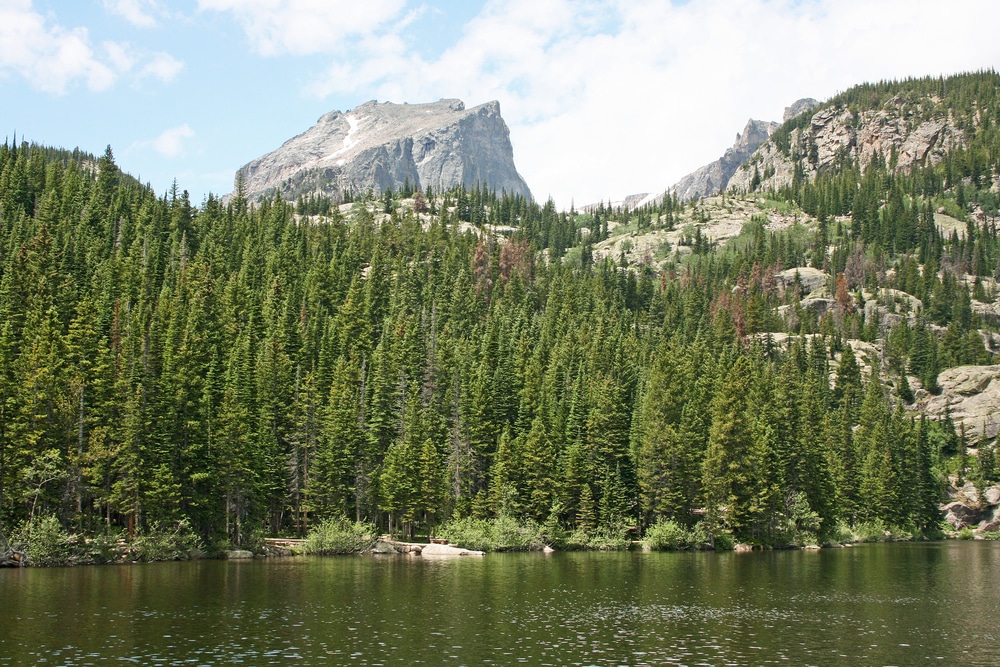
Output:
[[3, 541, 1000, 665]]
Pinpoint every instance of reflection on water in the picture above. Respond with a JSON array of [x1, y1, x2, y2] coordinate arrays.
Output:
[[3, 542, 1000, 665]]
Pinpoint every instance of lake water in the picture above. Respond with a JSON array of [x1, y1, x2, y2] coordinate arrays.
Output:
[[3, 541, 1000, 665]]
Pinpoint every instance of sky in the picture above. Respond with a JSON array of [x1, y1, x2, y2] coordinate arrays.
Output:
[[3, 0, 1000, 210]]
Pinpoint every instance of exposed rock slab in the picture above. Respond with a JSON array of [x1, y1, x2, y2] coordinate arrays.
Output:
[[371, 540, 484, 556], [730, 95, 965, 194], [783, 98, 820, 122], [236, 99, 532, 203], [420, 543, 485, 557], [912, 365, 1000, 441], [775, 267, 830, 294], [942, 483, 1000, 533]]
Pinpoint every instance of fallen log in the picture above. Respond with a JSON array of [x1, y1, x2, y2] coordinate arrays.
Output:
[[1, 547, 26, 567]]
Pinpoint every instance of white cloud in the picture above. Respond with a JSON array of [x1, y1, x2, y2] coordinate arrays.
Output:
[[298, 0, 1000, 207], [102, 0, 162, 28], [0, 0, 119, 94], [103, 41, 136, 72], [197, 0, 408, 56], [0, 1, 183, 95], [136, 124, 196, 158], [139, 51, 184, 82]]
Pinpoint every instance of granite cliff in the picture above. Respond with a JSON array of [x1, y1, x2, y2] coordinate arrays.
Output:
[[729, 93, 965, 193], [235, 99, 532, 202]]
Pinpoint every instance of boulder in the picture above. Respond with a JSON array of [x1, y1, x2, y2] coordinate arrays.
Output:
[[776, 267, 830, 295], [225, 550, 254, 560], [371, 541, 400, 554], [912, 365, 1000, 441], [420, 543, 485, 557], [941, 501, 985, 530]]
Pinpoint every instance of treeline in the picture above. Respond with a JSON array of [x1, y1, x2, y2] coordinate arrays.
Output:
[[3, 138, 996, 552]]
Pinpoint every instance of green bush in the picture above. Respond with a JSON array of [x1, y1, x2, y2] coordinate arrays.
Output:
[[437, 517, 493, 552], [80, 529, 125, 564], [490, 515, 545, 551], [846, 521, 917, 543], [19, 515, 75, 566], [852, 521, 888, 543], [957, 527, 976, 540], [710, 529, 735, 551], [304, 517, 378, 555], [438, 516, 545, 552], [131, 520, 203, 562], [642, 519, 691, 551], [563, 523, 631, 551]]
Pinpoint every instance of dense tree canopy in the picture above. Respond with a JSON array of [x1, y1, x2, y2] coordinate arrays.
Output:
[[1, 72, 999, 550]]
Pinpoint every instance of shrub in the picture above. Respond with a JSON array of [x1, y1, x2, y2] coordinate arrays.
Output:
[[438, 516, 545, 552], [437, 517, 493, 552], [81, 529, 125, 564], [852, 521, 888, 543], [131, 520, 203, 562], [709, 529, 735, 551], [828, 521, 856, 546], [19, 515, 75, 566], [642, 519, 691, 551], [956, 527, 976, 540], [489, 515, 545, 551], [584, 526, 631, 551], [563, 523, 631, 551], [305, 517, 377, 555]]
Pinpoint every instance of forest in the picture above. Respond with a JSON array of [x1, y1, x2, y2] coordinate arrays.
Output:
[[1, 71, 999, 560]]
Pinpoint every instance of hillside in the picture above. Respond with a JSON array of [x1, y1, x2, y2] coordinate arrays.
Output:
[[1, 71, 999, 561]]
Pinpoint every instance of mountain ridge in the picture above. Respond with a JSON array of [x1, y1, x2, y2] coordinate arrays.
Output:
[[583, 98, 819, 211]]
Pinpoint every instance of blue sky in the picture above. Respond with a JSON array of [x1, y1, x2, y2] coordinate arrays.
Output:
[[3, 0, 1000, 209]]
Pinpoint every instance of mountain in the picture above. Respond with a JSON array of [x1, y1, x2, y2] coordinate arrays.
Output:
[[3, 72, 1000, 561], [670, 118, 780, 201], [783, 97, 820, 122], [235, 98, 532, 203], [587, 98, 818, 210], [728, 88, 967, 194]]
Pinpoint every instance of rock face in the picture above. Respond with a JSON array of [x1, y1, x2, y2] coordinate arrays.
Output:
[[783, 97, 820, 122], [941, 483, 1000, 532], [670, 119, 780, 201], [912, 365, 1000, 441], [729, 94, 965, 194], [593, 116, 781, 210], [235, 99, 532, 203]]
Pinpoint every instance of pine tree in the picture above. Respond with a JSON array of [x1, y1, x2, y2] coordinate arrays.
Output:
[[701, 356, 767, 543]]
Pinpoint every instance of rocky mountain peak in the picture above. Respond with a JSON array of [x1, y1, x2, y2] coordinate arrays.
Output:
[[235, 98, 531, 203], [783, 98, 820, 122], [729, 91, 965, 195], [668, 117, 780, 202], [582, 115, 783, 210]]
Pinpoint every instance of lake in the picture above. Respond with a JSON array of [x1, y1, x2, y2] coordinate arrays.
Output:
[[2, 541, 1000, 665]]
